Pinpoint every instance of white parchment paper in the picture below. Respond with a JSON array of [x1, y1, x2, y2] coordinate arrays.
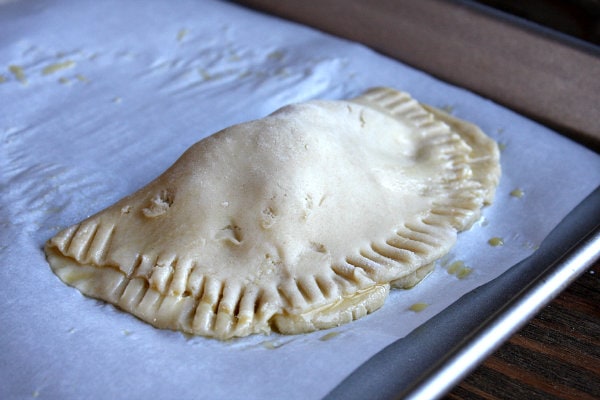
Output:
[[1, 1, 599, 399]]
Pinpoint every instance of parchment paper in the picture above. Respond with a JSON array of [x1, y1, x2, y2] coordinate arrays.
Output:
[[1, 1, 599, 399]]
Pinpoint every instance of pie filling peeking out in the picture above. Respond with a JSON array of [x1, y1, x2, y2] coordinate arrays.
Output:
[[45, 87, 500, 340]]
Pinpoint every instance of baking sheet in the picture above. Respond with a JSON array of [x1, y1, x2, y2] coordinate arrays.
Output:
[[1, 1, 600, 399], [326, 187, 600, 400]]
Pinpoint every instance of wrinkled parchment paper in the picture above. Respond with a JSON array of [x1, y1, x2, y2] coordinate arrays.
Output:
[[1, 1, 599, 399]]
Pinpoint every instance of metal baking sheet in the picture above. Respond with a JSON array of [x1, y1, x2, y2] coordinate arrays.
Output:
[[241, 3, 600, 397], [323, 4, 600, 397], [1, 1, 599, 399], [326, 185, 600, 399]]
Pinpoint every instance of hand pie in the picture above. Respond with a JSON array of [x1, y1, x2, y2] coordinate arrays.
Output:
[[45, 87, 500, 340]]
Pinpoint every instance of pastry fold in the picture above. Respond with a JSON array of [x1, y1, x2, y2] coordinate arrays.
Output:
[[45, 87, 500, 339]]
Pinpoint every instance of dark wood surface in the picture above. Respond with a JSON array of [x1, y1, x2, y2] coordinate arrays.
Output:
[[237, 0, 600, 151], [447, 261, 600, 399]]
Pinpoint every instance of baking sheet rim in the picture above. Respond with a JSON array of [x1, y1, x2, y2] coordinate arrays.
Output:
[[325, 185, 600, 400]]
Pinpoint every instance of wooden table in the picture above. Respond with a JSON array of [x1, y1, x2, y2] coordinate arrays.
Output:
[[237, 0, 600, 151], [448, 261, 600, 399]]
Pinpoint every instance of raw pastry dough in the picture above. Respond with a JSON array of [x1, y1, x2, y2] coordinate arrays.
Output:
[[45, 87, 500, 339]]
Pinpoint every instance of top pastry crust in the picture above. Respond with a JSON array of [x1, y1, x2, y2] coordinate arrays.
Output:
[[45, 87, 500, 339]]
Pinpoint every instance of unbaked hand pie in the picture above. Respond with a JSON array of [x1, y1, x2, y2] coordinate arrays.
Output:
[[45, 87, 500, 340]]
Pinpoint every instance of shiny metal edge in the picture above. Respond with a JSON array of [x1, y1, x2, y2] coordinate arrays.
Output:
[[453, 0, 600, 56], [325, 185, 600, 400], [402, 220, 600, 400]]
